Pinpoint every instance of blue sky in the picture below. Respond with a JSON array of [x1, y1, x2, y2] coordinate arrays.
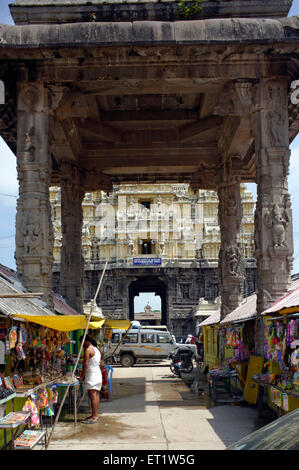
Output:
[[0, 1, 298, 311]]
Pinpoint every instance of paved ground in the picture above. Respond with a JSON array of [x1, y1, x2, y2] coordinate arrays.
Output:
[[47, 362, 275, 450]]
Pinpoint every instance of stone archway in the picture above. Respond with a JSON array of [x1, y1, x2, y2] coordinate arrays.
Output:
[[129, 276, 167, 325]]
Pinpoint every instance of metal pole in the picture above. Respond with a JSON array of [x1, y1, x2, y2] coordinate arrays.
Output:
[[45, 261, 108, 449]]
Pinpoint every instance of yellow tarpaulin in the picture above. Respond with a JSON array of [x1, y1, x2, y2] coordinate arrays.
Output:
[[12, 314, 105, 331], [11, 314, 131, 331]]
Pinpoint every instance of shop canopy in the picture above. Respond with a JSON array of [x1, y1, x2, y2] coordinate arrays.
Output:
[[198, 310, 220, 327], [220, 293, 257, 325], [11, 314, 131, 332], [262, 282, 299, 316]]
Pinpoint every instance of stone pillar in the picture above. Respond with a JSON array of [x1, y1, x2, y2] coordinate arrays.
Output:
[[15, 81, 54, 307], [252, 78, 293, 355], [217, 172, 244, 321], [59, 162, 85, 312]]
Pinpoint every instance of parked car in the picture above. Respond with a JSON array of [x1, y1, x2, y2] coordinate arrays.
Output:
[[106, 327, 197, 367], [227, 408, 299, 450]]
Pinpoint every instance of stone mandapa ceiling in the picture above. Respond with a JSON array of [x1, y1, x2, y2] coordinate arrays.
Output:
[[0, 17, 298, 189]]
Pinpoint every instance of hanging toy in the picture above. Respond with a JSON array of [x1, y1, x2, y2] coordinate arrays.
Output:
[[16, 343, 26, 360], [276, 322, 281, 338], [290, 320, 297, 338], [286, 323, 291, 348], [51, 385, 58, 404], [9, 327, 18, 349], [226, 328, 233, 347], [275, 343, 285, 371], [18, 324, 27, 344], [23, 397, 40, 427]]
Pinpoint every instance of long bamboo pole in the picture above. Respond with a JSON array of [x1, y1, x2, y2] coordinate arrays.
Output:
[[45, 261, 108, 450], [108, 324, 132, 359]]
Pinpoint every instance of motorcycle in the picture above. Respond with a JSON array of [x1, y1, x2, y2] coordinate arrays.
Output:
[[169, 347, 194, 377]]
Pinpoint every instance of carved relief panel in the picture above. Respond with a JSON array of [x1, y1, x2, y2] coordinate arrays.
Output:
[[15, 81, 53, 306]]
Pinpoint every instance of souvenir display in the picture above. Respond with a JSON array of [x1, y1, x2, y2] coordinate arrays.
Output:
[[0, 381, 14, 400], [12, 374, 23, 389], [14, 430, 45, 448], [3, 376, 14, 390], [221, 324, 252, 363], [9, 327, 18, 349], [16, 343, 26, 361], [0, 411, 29, 426], [261, 315, 299, 410], [18, 324, 26, 344]]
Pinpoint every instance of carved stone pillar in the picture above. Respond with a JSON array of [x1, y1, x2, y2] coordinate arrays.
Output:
[[15, 81, 54, 307], [217, 173, 244, 320], [59, 162, 85, 312], [252, 78, 293, 355]]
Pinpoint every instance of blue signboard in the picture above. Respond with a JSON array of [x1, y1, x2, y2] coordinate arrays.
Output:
[[133, 258, 162, 266]]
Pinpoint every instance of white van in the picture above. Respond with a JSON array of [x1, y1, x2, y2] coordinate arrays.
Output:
[[106, 326, 197, 367]]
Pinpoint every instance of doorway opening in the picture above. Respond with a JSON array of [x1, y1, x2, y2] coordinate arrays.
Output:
[[134, 292, 162, 326], [129, 276, 167, 325]]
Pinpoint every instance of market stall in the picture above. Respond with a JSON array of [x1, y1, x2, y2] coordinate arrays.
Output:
[[0, 314, 87, 449], [255, 282, 299, 416], [0, 262, 116, 448], [0, 272, 66, 449], [198, 310, 220, 371], [219, 293, 257, 396], [0, 309, 131, 448]]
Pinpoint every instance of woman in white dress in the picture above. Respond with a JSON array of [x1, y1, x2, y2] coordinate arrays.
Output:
[[78, 334, 102, 424]]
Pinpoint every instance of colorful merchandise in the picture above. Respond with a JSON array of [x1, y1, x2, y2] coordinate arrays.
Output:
[[22, 397, 40, 427], [32, 386, 49, 409], [235, 344, 250, 362], [14, 430, 44, 448], [9, 327, 18, 349], [12, 374, 23, 389], [0, 412, 29, 426], [19, 324, 27, 344], [16, 343, 26, 360], [3, 376, 14, 390]]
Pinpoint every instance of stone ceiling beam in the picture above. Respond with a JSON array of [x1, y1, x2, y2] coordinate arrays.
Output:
[[100, 110, 199, 122], [81, 117, 122, 142], [78, 116, 222, 144], [86, 142, 217, 151], [37, 62, 287, 84], [179, 116, 223, 142]]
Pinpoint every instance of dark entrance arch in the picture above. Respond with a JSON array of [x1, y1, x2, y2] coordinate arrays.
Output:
[[129, 276, 167, 325]]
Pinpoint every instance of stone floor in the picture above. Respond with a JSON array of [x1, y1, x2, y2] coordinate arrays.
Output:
[[44, 362, 276, 450]]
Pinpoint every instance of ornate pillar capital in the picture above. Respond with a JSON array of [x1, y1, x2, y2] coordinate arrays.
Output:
[[214, 79, 255, 117]]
